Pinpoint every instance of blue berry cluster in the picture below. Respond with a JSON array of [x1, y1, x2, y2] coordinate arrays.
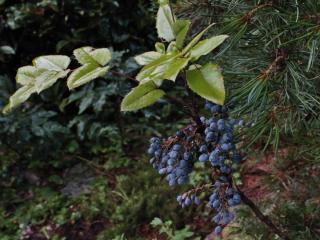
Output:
[[176, 193, 201, 208], [209, 186, 241, 235], [148, 101, 244, 237], [200, 102, 243, 235], [148, 127, 196, 186]]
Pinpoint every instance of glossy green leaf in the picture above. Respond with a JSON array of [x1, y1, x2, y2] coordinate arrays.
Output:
[[138, 56, 188, 83], [156, 2, 175, 41], [121, 82, 165, 111], [134, 51, 162, 65], [190, 35, 229, 61], [2, 85, 36, 113], [33, 55, 71, 71], [136, 54, 177, 82], [182, 23, 216, 55], [173, 20, 191, 49], [73, 47, 111, 66], [67, 64, 109, 90], [16, 66, 45, 85], [35, 70, 70, 93], [160, 57, 189, 81], [186, 63, 225, 105]]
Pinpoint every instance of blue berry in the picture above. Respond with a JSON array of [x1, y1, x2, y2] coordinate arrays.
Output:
[[214, 226, 222, 235], [199, 153, 209, 162]]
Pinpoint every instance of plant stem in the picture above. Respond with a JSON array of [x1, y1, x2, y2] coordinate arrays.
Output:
[[237, 188, 291, 240]]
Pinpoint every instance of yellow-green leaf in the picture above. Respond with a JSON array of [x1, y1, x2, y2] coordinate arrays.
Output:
[[138, 57, 189, 84], [190, 35, 229, 61], [73, 47, 111, 66], [121, 82, 165, 111], [160, 57, 189, 81], [173, 20, 191, 49], [33, 55, 70, 71], [2, 85, 36, 113], [134, 51, 162, 65], [35, 70, 70, 93], [182, 23, 216, 55], [156, 2, 175, 42], [16, 66, 45, 85], [136, 54, 177, 82], [186, 63, 225, 105], [67, 64, 109, 90]]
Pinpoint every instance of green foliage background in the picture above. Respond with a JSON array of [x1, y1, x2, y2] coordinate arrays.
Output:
[[0, 0, 319, 240]]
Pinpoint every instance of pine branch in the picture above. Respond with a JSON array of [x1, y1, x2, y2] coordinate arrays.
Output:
[[241, 2, 273, 23], [258, 50, 287, 80]]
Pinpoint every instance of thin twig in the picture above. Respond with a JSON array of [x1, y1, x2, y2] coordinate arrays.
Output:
[[241, 2, 273, 23], [110, 70, 139, 82], [258, 49, 288, 80], [237, 188, 291, 240]]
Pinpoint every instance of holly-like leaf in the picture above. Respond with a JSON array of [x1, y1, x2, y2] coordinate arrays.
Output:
[[16, 66, 46, 85], [33, 55, 71, 71], [182, 23, 216, 55], [121, 82, 165, 111], [2, 85, 36, 113], [35, 70, 70, 93], [67, 64, 109, 90], [186, 63, 225, 105], [156, 1, 176, 42], [134, 51, 162, 65], [137, 55, 188, 84], [190, 35, 229, 61], [73, 47, 111, 66], [160, 57, 189, 81], [136, 54, 178, 83], [173, 20, 191, 49]]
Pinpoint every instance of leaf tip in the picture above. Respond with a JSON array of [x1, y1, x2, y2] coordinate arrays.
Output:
[[2, 103, 11, 114]]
